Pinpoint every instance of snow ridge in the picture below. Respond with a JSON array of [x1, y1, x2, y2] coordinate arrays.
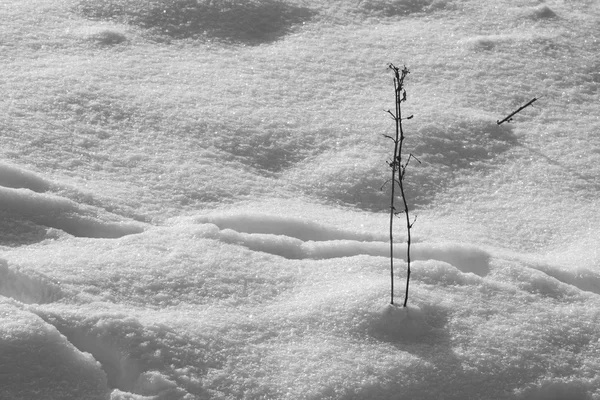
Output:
[[0, 163, 145, 239], [196, 213, 491, 276], [0, 259, 63, 304]]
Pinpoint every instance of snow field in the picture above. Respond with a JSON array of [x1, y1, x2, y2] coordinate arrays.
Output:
[[1, 175, 600, 398], [1, 0, 599, 398]]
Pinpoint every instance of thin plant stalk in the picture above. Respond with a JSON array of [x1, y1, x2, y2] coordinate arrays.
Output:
[[383, 64, 418, 307]]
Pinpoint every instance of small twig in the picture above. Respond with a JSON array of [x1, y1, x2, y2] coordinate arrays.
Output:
[[409, 215, 418, 228], [405, 153, 421, 166], [497, 97, 538, 125]]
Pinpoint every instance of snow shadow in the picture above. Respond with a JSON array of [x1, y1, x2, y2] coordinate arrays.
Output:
[[349, 303, 471, 400], [515, 379, 591, 400], [524, 5, 558, 21], [413, 119, 518, 172], [377, 117, 520, 211], [365, 303, 442, 343], [357, 301, 592, 400], [295, 117, 519, 213], [76, 0, 316, 44], [359, 0, 448, 16], [519, 143, 600, 192], [208, 124, 319, 174], [0, 210, 49, 246], [0, 260, 64, 304]]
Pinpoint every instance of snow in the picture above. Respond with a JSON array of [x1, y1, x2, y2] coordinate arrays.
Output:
[[1, 0, 600, 398], [0, 299, 109, 400]]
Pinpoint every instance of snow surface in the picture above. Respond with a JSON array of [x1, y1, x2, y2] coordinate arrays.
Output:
[[1, 0, 600, 399]]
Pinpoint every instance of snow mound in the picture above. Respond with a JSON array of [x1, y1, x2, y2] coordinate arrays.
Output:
[[460, 34, 533, 51], [133, 371, 179, 397], [74, 24, 128, 45], [0, 186, 144, 238], [0, 259, 64, 304], [368, 304, 432, 341], [414, 259, 484, 286], [413, 242, 490, 276], [109, 371, 182, 400], [526, 5, 557, 20], [0, 302, 109, 400]]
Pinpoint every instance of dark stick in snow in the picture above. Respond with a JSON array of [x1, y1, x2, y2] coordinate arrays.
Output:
[[497, 97, 538, 125]]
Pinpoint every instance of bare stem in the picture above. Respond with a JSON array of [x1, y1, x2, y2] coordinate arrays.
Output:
[[497, 97, 538, 125], [386, 63, 414, 307], [388, 89, 399, 304]]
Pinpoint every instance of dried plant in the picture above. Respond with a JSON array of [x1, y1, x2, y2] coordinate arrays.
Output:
[[382, 64, 420, 306]]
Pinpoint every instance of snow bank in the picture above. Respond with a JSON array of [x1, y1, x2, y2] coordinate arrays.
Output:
[[0, 162, 146, 239], [0, 302, 109, 400], [531, 264, 600, 296], [30, 309, 203, 399], [0, 162, 52, 193], [0, 186, 144, 238], [0, 259, 64, 304], [3, 211, 599, 400]]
